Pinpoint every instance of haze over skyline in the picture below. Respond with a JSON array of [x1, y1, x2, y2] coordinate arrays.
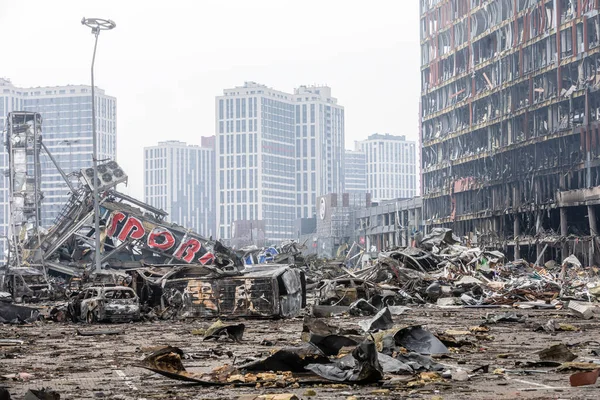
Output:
[[0, 0, 420, 199]]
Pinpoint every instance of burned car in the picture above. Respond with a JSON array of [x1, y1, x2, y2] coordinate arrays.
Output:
[[0, 267, 53, 302], [68, 286, 140, 323]]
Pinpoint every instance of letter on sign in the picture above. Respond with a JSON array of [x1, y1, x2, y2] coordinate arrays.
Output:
[[174, 238, 202, 263], [107, 212, 126, 237], [117, 217, 145, 242], [147, 227, 176, 251]]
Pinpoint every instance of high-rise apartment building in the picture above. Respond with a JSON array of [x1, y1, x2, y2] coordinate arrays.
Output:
[[344, 149, 367, 195], [0, 78, 116, 258], [144, 139, 215, 236], [357, 133, 417, 202], [215, 82, 345, 243], [216, 82, 296, 242], [419, 1, 600, 264], [293, 86, 345, 219]]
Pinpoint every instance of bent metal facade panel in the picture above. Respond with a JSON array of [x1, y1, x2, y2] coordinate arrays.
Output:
[[420, 0, 600, 264]]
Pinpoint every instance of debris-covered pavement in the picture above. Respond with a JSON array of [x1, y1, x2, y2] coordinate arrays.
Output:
[[5, 225, 600, 398], [4, 306, 600, 399]]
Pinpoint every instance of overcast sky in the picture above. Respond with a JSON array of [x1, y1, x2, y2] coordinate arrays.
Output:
[[0, 0, 421, 199]]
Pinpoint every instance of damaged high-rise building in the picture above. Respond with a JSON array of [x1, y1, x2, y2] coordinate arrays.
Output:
[[420, 1, 600, 265]]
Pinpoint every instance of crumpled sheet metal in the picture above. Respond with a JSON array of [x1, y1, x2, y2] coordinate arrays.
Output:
[[305, 340, 383, 383], [301, 317, 361, 356], [0, 302, 39, 324], [240, 343, 329, 373], [140, 346, 301, 386], [203, 320, 245, 343], [420, 228, 459, 250], [142, 341, 384, 386], [358, 307, 394, 333], [392, 326, 449, 355], [140, 346, 224, 385]]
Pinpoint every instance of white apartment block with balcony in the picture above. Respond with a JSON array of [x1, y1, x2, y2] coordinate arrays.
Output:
[[357, 133, 417, 202]]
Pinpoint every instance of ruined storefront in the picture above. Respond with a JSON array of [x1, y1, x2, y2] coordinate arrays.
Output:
[[420, 1, 600, 265]]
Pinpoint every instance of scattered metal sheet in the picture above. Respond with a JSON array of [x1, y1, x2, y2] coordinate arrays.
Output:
[[203, 320, 245, 343], [304, 340, 383, 383], [393, 326, 449, 355], [358, 307, 394, 333], [0, 303, 39, 324]]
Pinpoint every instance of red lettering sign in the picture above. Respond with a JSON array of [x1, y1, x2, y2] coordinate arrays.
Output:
[[117, 216, 145, 242], [107, 212, 126, 237], [199, 252, 214, 265], [147, 227, 176, 251], [173, 238, 201, 263]]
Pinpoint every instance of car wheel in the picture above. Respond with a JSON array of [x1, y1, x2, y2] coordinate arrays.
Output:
[[86, 311, 96, 324]]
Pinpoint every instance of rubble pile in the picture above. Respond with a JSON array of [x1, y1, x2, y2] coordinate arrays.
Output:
[[312, 228, 600, 313]]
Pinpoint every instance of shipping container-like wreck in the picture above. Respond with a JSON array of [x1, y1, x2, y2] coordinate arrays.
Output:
[[133, 264, 306, 319]]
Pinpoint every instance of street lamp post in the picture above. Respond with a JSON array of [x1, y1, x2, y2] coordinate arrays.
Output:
[[81, 17, 116, 273], [60, 139, 81, 174]]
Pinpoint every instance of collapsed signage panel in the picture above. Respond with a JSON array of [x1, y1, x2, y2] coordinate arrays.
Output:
[[102, 202, 236, 269]]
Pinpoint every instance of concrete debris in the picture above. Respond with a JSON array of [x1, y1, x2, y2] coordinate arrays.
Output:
[[568, 300, 594, 320], [4, 148, 600, 397], [570, 368, 600, 387], [538, 343, 577, 362]]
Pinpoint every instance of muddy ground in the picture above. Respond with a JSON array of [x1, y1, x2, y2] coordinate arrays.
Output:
[[2, 306, 600, 399]]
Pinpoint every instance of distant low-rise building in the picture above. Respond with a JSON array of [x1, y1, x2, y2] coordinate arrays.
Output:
[[354, 197, 424, 252], [315, 193, 371, 258]]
